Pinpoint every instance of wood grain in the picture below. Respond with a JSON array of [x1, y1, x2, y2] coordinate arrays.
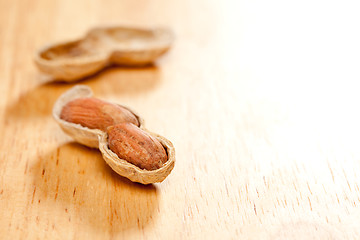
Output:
[[1, 0, 360, 239]]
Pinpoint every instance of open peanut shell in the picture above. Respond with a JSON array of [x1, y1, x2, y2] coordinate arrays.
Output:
[[53, 85, 175, 184], [99, 129, 175, 184], [35, 26, 174, 82]]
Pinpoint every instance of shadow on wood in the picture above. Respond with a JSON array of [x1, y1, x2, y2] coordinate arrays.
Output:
[[4, 65, 161, 121], [30, 142, 160, 235]]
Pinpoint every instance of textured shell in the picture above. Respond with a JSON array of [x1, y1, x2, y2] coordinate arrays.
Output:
[[53, 85, 175, 184], [53, 85, 144, 148], [99, 129, 175, 184], [90, 27, 173, 66], [35, 26, 174, 82]]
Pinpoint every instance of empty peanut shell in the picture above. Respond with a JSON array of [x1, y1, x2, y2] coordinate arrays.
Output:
[[35, 26, 174, 82]]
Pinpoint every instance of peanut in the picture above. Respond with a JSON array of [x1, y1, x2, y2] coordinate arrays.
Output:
[[60, 97, 139, 131], [107, 123, 167, 170]]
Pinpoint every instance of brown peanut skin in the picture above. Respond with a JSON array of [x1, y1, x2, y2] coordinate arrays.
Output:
[[107, 123, 167, 170], [60, 97, 139, 131]]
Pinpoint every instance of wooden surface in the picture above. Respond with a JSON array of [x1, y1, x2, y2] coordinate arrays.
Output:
[[1, 0, 360, 239]]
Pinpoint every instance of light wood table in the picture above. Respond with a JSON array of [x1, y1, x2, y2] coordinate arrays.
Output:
[[1, 0, 360, 239]]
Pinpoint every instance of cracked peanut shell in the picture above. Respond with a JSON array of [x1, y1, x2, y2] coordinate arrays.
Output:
[[53, 85, 175, 184], [35, 26, 174, 82]]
